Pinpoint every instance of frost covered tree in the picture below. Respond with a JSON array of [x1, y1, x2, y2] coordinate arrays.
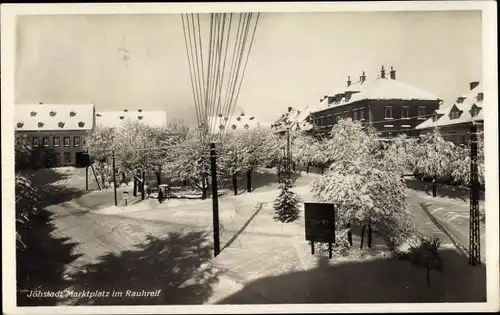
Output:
[[15, 133, 34, 170], [452, 134, 485, 187], [273, 173, 300, 223], [84, 125, 117, 189], [217, 131, 250, 195], [311, 118, 417, 248], [413, 128, 458, 197], [290, 131, 319, 173], [15, 173, 39, 249], [239, 127, 281, 192], [382, 134, 419, 177], [162, 128, 212, 199]]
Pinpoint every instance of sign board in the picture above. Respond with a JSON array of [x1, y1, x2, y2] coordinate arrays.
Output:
[[304, 202, 335, 243], [122, 191, 129, 199]]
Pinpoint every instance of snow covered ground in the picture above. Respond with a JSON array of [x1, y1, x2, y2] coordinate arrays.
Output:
[[18, 166, 486, 305]]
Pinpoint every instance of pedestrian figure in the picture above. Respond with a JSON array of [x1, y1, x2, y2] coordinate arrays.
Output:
[[158, 187, 164, 204]]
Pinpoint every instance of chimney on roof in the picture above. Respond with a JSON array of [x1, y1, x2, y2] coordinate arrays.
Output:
[[39, 101, 43, 105], [347, 76, 351, 87], [380, 65, 386, 79], [469, 81, 480, 91], [288, 107, 292, 113], [360, 71, 366, 83], [390, 66, 396, 80]]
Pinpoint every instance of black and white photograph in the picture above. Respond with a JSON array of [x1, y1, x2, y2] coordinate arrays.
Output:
[[1, 2, 499, 314]]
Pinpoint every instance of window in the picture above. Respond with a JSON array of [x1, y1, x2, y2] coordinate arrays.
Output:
[[401, 107, 409, 119], [69, 111, 76, 117], [343, 111, 348, 118], [50, 111, 56, 117], [42, 137, 50, 147], [353, 110, 358, 121], [30, 111, 37, 117], [64, 136, 71, 147], [38, 122, 44, 128], [64, 152, 71, 163], [387, 132, 393, 138], [73, 136, 80, 147], [336, 114, 341, 122], [58, 122, 65, 128], [384, 106, 393, 119], [450, 110, 460, 120], [17, 122, 24, 128], [418, 107, 426, 119], [32, 137, 40, 147], [78, 122, 85, 127], [477, 92, 483, 101], [345, 92, 351, 102], [53, 137, 60, 147], [359, 109, 365, 121], [470, 106, 481, 117]]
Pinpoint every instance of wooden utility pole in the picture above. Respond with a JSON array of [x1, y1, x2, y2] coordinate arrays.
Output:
[[210, 142, 221, 257], [112, 150, 117, 206]]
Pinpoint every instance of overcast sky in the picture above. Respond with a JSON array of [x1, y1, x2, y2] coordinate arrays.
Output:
[[15, 10, 482, 125]]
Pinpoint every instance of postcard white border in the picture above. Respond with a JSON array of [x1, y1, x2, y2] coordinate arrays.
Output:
[[2, 1, 498, 314]]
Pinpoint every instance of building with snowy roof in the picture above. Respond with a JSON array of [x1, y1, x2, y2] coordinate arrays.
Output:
[[416, 81, 483, 145], [15, 103, 95, 166], [309, 66, 442, 138], [95, 109, 167, 129], [271, 106, 314, 134], [208, 110, 272, 133]]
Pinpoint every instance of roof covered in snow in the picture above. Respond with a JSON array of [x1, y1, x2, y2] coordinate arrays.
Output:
[[311, 77, 440, 114], [15, 104, 95, 131], [96, 110, 167, 129], [271, 106, 316, 132], [416, 82, 483, 130], [209, 112, 271, 133]]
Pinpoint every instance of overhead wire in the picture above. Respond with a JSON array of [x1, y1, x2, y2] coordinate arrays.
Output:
[[223, 13, 253, 134], [225, 13, 260, 133]]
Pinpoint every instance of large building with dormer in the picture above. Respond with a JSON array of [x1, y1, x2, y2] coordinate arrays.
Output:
[[95, 109, 167, 129], [309, 66, 442, 139], [15, 103, 96, 166], [209, 110, 272, 134], [15, 104, 168, 167], [416, 81, 484, 145]]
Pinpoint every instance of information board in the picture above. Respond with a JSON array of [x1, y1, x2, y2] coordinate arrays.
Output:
[[304, 202, 336, 243]]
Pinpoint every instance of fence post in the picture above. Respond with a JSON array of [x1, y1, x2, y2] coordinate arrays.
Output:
[[210, 142, 221, 257]]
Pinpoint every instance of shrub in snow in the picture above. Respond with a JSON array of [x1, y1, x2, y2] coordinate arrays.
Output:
[[273, 176, 300, 223], [406, 236, 444, 285]]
